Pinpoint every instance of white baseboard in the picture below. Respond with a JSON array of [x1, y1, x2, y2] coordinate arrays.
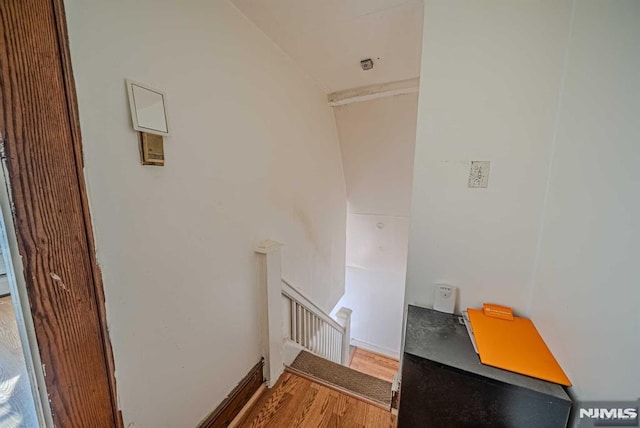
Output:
[[282, 339, 305, 366], [350, 338, 400, 360]]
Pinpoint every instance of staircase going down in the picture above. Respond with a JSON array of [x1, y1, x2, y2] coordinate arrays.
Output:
[[287, 351, 393, 408], [255, 240, 398, 417]]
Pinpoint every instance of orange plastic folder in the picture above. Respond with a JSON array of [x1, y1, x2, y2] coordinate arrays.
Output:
[[467, 308, 571, 386]]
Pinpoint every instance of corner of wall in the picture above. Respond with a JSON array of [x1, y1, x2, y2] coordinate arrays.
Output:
[[526, 0, 577, 316]]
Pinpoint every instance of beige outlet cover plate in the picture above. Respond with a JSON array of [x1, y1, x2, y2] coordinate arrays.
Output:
[[139, 132, 165, 166]]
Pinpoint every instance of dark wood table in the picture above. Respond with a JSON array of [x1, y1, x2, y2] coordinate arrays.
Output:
[[398, 305, 572, 427]]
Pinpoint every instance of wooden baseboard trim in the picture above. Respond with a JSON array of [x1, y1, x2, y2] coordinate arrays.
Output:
[[198, 359, 264, 428], [228, 384, 266, 428]]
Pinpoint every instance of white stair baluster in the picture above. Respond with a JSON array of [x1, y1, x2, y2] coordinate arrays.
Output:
[[291, 302, 295, 343]]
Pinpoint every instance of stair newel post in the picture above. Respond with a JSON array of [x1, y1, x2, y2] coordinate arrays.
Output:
[[256, 240, 284, 387], [336, 307, 353, 366]]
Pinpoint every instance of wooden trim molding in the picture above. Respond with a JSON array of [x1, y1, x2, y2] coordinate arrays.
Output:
[[51, 1, 123, 425], [0, 1, 122, 426], [198, 360, 265, 428], [327, 77, 420, 106]]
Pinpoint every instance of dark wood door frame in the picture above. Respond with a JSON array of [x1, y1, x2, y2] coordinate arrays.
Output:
[[0, 0, 121, 426]]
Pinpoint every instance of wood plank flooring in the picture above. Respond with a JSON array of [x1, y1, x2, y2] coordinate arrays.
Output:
[[349, 348, 399, 383], [0, 296, 38, 428], [238, 372, 396, 428]]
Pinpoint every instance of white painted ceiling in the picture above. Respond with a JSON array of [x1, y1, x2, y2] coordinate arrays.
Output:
[[231, 0, 424, 93]]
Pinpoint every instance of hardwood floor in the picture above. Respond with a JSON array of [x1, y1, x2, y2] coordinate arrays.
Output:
[[349, 348, 399, 383], [238, 372, 396, 428], [0, 296, 38, 428]]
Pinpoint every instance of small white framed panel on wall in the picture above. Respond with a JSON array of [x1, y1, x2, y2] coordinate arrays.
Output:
[[126, 79, 170, 136]]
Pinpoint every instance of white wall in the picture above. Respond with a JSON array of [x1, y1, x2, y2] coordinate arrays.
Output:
[[406, 0, 573, 313], [64, 0, 346, 426], [408, 0, 640, 402], [0, 246, 9, 295], [334, 94, 417, 357], [530, 0, 640, 400]]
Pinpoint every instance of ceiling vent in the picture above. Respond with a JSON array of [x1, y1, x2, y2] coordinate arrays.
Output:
[[360, 58, 374, 71]]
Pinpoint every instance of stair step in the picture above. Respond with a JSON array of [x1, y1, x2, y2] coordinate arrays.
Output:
[[288, 351, 392, 408]]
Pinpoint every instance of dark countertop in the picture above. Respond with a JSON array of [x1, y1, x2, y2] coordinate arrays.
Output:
[[404, 304, 570, 401]]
